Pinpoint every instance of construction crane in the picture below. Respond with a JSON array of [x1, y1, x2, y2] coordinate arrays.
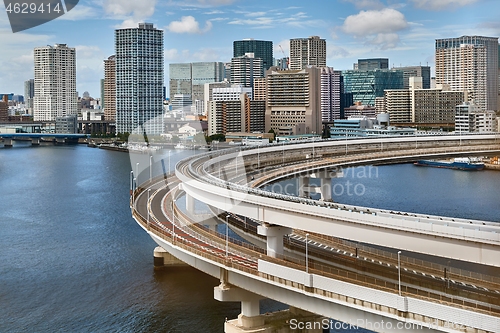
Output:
[[278, 45, 289, 69]]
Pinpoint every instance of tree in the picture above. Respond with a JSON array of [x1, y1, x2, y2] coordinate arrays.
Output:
[[268, 129, 275, 142], [208, 134, 225, 142], [193, 132, 207, 144]]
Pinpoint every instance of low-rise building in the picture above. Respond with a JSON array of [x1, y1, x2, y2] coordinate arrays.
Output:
[[383, 77, 464, 125], [456, 102, 497, 132], [56, 115, 78, 134], [344, 102, 377, 118], [330, 115, 415, 138], [208, 93, 265, 135]]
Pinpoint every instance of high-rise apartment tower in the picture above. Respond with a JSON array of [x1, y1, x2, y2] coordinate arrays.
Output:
[[435, 36, 498, 111], [289, 36, 326, 70], [115, 23, 164, 135], [233, 39, 273, 71], [103, 55, 116, 121], [33, 44, 77, 121]]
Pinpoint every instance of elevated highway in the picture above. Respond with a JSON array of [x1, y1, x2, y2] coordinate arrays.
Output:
[[177, 135, 500, 268], [132, 134, 500, 332]]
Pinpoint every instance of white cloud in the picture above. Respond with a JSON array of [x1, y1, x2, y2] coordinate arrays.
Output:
[[196, 0, 236, 5], [327, 44, 350, 58], [228, 11, 325, 29], [114, 18, 144, 29], [103, 0, 156, 18], [192, 48, 223, 61], [342, 8, 408, 36], [209, 17, 229, 22], [75, 45, 102, 59], [368, 33, 400, 50], [411, 0, 479, 11], [57, 5, 96, 20], [343, 0, 384, 10], [245, 11, 267, 17], [164, 47, 226, 62], [166, 16, 212, 33], [228, 17, 273, 27], [341, 8, 408, 49], [204, 10, 224, 14], [168, 0, 236, 8]]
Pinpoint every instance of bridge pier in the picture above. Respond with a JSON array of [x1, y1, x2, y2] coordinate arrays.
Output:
[[216, 284, 325, 332], [153, 246, 186, 269], [3, 138, 12, 147], [185, 193, 195, 215], [298, 170, 342, 201], [298, 176, 310, 198], [55, 137, 66, 145], [216, 290, 325, 333], [257, 224, 292, 258], [204, 218, 219, 232], [31, 137, 40, 146]]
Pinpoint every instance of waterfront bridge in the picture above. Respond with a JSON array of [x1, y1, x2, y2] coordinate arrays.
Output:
[[0, 133, 87, 147], [131, 134, 500, 333]]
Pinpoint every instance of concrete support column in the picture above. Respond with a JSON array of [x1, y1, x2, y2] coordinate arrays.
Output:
[[214, 284, 264, 330], [298, 176, 309, 198], [31, 138, 40, 146], [153, 246, 186, 269], [185, 193, 195, 214], [223, 306, 326, 332], [320, 177, 332, 201], [204, 218, 219, 232], [3, 138, 12, 147], [257, 224, 292, 258]]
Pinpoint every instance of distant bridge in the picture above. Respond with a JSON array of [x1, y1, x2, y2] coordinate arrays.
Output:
[[0, 133, 87, 147]]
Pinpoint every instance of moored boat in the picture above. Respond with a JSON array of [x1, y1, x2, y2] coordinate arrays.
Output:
[[414, 157, 484, 171]]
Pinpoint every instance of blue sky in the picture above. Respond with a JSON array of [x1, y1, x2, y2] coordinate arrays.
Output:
[[0, 0, 499, 98]]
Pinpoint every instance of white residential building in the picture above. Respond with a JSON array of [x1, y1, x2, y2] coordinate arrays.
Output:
[[212, 85, 252, 101], [436, 36, 498, 111], [33, 44, 77, 121], [230, 53, 263, 88]]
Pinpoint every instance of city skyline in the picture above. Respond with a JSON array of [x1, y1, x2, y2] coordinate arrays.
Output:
[[0, 0, 499, 97]]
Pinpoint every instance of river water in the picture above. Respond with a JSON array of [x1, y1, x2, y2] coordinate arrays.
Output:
[[1, 143, 498, 332]]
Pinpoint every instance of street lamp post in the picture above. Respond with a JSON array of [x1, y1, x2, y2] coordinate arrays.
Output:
[[282, 141, 285, 165], [168, 150, 171, 174], [136, 162, 139, 184], [305, 233, 310, 273], [312, 137, 315, 158], [147, 189, 151, 229], [133, 177, 136, 202], [130, 171, 133, 196], [149, 156, 153, 181], [345, 131, 348, 155], [225, 215, 230, 258], [257, 145, 260, 168], [398, 251, 402, 296], [172, 199, 176, 241]]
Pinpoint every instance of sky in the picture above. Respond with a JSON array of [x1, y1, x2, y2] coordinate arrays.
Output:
[[0, 0, 499, 98]]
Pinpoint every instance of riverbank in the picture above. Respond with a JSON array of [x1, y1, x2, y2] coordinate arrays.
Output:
[[484, 163, 500, 171]]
